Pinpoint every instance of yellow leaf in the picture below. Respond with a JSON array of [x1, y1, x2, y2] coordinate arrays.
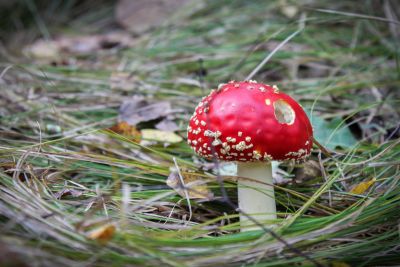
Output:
[[108, 121, 141, 142], [279, 0, 298, 18], [87, 224, 116, 244], [350, 178, 376, 195], [167, 171, 213, 199], [141, 129, 182, 143], [331, 261, 351, 267], [24, 40, 60, 60]]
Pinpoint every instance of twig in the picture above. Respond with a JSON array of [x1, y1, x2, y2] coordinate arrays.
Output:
[[313, 137, 333, 158]]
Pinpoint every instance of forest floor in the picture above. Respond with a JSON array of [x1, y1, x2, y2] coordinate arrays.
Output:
[[0, 1, 400, 266]]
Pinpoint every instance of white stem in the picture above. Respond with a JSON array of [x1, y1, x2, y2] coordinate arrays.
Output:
[[237, 161, 276, 231]]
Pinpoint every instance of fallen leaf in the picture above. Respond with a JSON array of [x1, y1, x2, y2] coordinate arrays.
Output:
[[115, 0, 189, 34], [331, 261, 351, 267], [24, 40, 60, 60], [167, 170, 213, 199], [46, 124, 62, 134], [119, 96, 172, 125], [279, 0, 298, 18], [58, 35, 99, 54], [307, 111, 357, 150], [294, 160, 322, 184], [141, 129, 182, 143], [54, 188, 83, 199], [87, 224, 116, 244], [350, 178, 376, 195], [155, 118, 179, 132], [108, 121, 141, 142], [0, 242, 30, 267], [57, 32, 135, 54], [24, 32, 136, 60]]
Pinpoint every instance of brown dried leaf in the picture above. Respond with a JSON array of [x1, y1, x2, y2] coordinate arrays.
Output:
[[294, 160, 322, 184], [350, 178, 376, 195], [54, 188, 83, 199], [25, 32, 136, 60], [108, 121, 141, 142], [331, 261, 351, 267], [87, 224, 116, 244], [167, 170, 213, 199]]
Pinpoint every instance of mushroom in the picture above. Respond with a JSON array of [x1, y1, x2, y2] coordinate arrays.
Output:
[[187, 80, 313, 230]]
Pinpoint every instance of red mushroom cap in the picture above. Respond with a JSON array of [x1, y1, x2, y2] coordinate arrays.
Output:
[[187, 81, 313, 162]]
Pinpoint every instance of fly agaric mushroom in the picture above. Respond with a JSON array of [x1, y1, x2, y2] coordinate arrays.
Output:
[[187, 80, 313, 230]]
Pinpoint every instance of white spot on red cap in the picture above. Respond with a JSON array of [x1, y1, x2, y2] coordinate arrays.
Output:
[[263, 153, 273, 161], [227, 137, 236, 143], [285, 148, 308, 158], [252, 150, 262, 160], [235, 141, 246, 151], [212, 139, 221, 146]]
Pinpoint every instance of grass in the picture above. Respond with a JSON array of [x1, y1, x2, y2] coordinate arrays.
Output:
[[1, 0, 400, 266]]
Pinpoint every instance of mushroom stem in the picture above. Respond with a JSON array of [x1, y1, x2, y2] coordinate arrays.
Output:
[[237, 161, 276, 231]]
